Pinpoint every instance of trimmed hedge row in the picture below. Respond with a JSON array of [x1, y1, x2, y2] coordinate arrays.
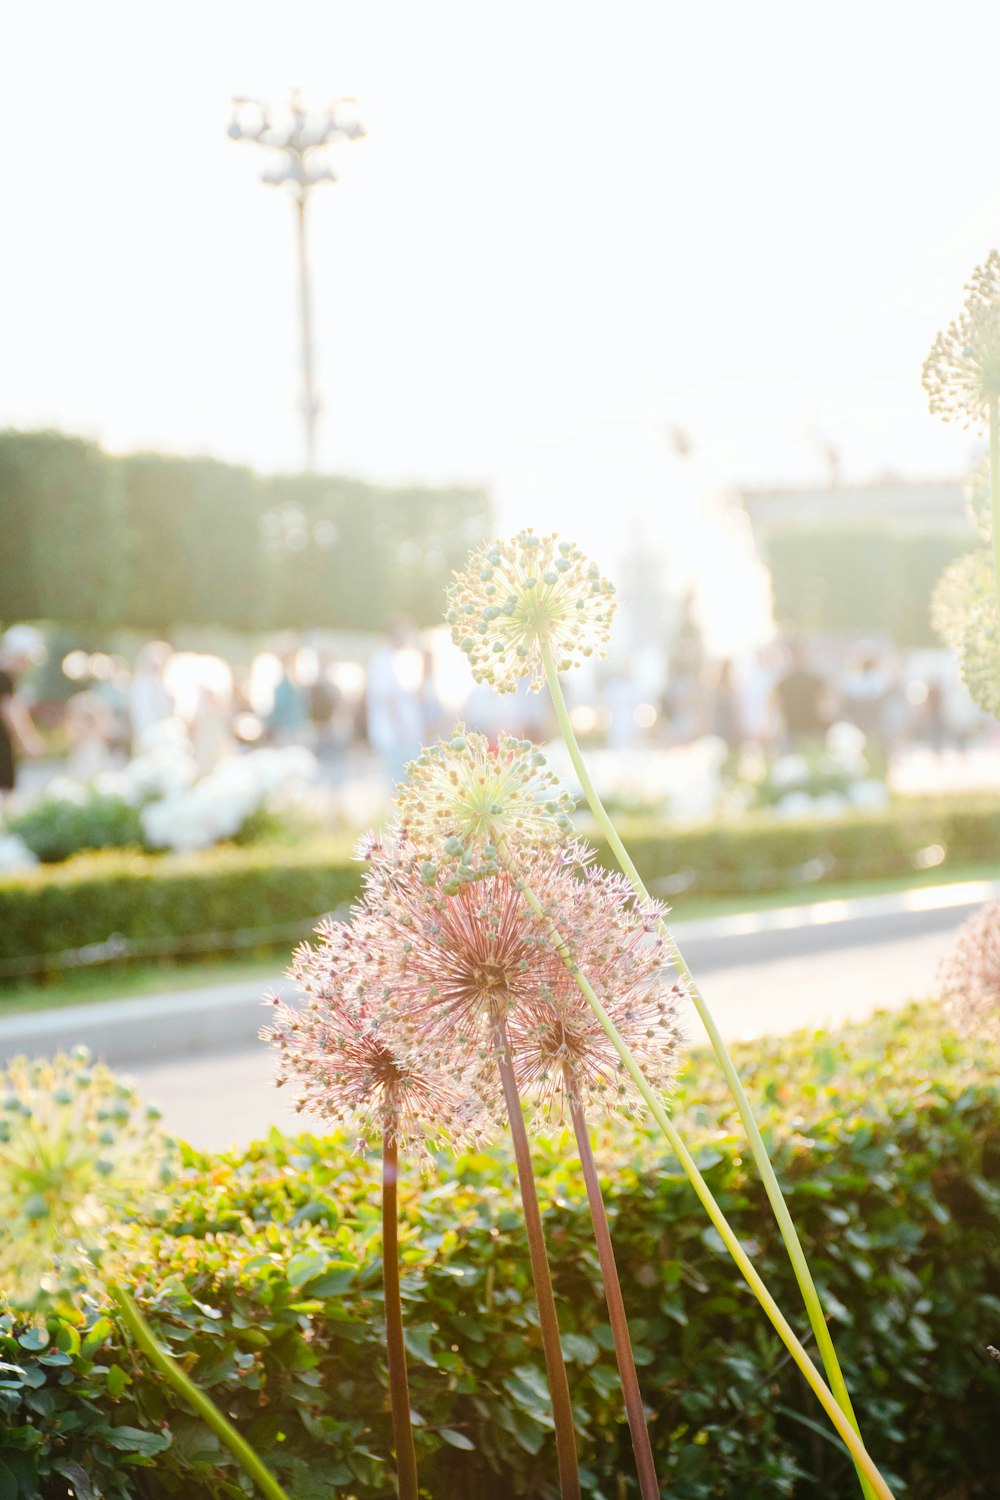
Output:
[[1, 1007, 998, 1497], [2, 795, 1000, 975]]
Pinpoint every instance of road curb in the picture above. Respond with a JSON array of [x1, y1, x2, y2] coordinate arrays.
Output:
[[2, 877, 997, 1067]]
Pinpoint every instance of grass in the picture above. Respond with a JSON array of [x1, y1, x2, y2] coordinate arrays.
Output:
[[0, 957, 285, 1017], [670, 857, 1000, 922], [1, 858, 996, 1020]]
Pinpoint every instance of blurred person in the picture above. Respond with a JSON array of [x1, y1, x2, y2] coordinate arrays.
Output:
[[741, 644, 782, 751], [603, 665, 645, 751], [0, 626, 46, 804], [418, 645, 448, 743], [308, 651, 343, 762], [708, 658, 743, 751], [840, 649, 891, 754], [130, 641, 175, 751], [366, 623, 424, 783], [64, 691, 117, 779], [923, 678, 947, 754], [190, 680, 234, 775], [774, 642, 830, 750], [93, 659, 132, 761], [268, 650, 310, 747]]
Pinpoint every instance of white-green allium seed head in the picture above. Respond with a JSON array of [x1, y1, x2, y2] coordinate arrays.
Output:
[[0, 1049, 171, 1308], [968, 454, 994, 543], [390, 726, 575, 886], [446, 530, 616, 692], [923, 251, 1000, 430], [932, 548, 1000, 718]]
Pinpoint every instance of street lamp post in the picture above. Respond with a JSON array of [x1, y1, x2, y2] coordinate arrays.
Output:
[[228, 90, 365, 472]]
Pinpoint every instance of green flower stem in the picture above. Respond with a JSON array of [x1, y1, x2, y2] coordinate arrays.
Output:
[[541, 639, 876, 1500], [110, 1282, 290, 1500], [491, 1011, 582, 1500], [382, 1136, 419, 1500], [990, 398, 1000, 609], [509, 871, 894, 1500], [568, 1090, 659, 1500]]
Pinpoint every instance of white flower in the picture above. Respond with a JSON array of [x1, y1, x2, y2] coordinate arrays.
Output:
[[0, 835, 37, 873]]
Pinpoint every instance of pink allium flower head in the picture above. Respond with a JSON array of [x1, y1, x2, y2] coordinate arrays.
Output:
[[261, 918, 483, 1152], [361, 840, 684, 1114], [937, 899, 1000, 1042], [390, 725, 575, 888]]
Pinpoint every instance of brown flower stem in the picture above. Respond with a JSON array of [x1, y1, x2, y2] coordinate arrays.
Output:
[[382, 1136, 419, 1500], [505, 843, 894, 1500], [568, 1091, 660, 1500], [539, 641, 879, 1500], [990, 398, 1000, 609], [491, 1012, 581, 1500]]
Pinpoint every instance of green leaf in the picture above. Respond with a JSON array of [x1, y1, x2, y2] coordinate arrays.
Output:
[[106, 1364, 129, 1398], [560, 1332, 598, 1365], [16, 1328, 48, 1352], [438, 1427, 475, 1450], [82, 1317, 114, 1357], [286, 1249, 328, 1289], [103, 1425, 172, 1456]]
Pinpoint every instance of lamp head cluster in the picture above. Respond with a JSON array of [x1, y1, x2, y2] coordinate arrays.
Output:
[[227, 89, 365, 197]]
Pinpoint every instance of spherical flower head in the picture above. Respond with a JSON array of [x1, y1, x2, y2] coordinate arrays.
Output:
[[510, 979, 685, 1128], [937, 899, 1000, 1043], [923, 252, 1000, 430], [262, 924, 485, 1154], [360, 840, 685, 1121], [446, 530, 616, 692], [968, 455, 993, 543], [0, 1049, 171, 1307], [391, 726, 575, 886], [508, 853, 685, 1125], [932, 549, 1000, 718]]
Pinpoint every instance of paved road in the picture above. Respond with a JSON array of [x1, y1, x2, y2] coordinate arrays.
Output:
[[4, 882, 993, 1151]]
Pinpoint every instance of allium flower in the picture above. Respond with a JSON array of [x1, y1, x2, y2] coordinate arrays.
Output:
[[937, 899, 1000, 1042], [931, 549, 1000, 717], [391, 726, 575, 886], [968, 455, 993, 543], [261, 925, 484, 1152], [511, 981, 684, 1127], [923, 251, 1000, 429], [446, 530, 616, 692], [362, 841, 683, 1095], [0, 1050, 170, 1306]]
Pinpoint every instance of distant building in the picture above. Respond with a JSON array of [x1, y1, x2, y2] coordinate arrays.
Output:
[[735, 476, 976, 646]]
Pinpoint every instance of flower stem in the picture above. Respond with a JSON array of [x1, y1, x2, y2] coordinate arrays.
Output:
[[990, 398, 1000, 611], [110, 1283, 290, 1500], [568, 1089, 659, 1500], [541, 639, 877, 1500], [491, 1011, 581, 1500], [509, 852, 895, 1500], [382, 1136, 419, 1500]]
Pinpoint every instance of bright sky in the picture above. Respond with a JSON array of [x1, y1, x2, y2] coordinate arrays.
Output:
[[4, 2, 999, 651]]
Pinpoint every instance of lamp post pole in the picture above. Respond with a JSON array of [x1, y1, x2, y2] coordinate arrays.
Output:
[[228, 90, 364, 473]]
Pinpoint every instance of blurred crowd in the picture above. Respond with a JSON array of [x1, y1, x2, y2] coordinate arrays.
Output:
[[0, 621, 993, 811]]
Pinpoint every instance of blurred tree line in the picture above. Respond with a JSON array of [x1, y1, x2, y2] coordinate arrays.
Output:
[[1, 431, 491, 632], [766, 524, 970, 646]]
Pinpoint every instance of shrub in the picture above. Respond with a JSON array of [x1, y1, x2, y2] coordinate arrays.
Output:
[[2, 794, 1000, 978], [1, 1007, 997, 1497], [7, 792, 144, 864]]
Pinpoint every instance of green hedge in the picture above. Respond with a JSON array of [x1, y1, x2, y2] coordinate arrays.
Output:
[[1, 1007, 997, 1497], [0, 429, 491, 632], [2, 795, 1000, 977]]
